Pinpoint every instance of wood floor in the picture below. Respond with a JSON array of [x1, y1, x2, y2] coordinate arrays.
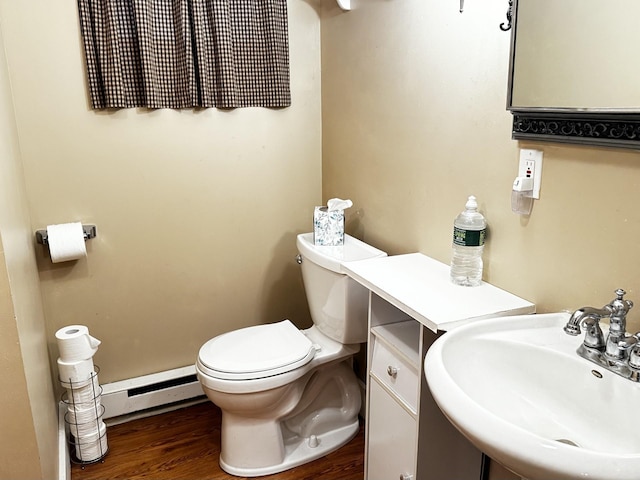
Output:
[[71, 402, 365, 480]]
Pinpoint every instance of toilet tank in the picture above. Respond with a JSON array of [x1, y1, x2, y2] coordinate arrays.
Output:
[[296, 233, 387, 343]]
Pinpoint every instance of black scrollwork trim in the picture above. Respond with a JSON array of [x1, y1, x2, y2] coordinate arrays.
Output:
[[500, 0, 514, 31], [511, 112, 640, 150]]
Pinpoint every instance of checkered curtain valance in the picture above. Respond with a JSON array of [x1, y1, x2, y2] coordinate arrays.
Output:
[[77, 0, 291, 109]]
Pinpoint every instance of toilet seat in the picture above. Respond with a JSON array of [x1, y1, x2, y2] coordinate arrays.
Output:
[[198, 320, 316, 380]]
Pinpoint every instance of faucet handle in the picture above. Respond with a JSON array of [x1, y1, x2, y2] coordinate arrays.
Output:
[[617, 334, 640, 364], [609, 289, 633, 335], [630, 344, 640, 370], [619, 333, 640, 369], [612, 288, 634, 311], [618, 334, 639, 351]]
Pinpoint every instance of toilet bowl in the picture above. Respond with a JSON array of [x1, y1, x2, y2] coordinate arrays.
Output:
[[196, 232, 386, 477]]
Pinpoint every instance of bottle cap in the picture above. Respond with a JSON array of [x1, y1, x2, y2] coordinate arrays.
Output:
[[465, 195, 478, 210]]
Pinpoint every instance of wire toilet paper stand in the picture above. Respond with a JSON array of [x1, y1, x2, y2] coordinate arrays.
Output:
[[60, 367, 109, 466]]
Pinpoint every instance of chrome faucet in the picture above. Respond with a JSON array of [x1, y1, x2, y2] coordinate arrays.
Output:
[[564, 306, 610, 349], [564, 289, 639, 381]]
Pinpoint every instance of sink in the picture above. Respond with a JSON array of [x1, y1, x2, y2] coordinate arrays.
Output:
[[424, 312, 640, 480]]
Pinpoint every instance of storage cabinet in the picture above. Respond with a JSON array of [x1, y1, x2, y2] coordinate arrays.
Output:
[[343, 253, 535, 480], [367, 319, 421, 479], [365, 297, 484, 480], [368, 379, 417, 479]]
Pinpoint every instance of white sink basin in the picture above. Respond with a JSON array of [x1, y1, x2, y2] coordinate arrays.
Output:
[[424, 312, 640, 480]]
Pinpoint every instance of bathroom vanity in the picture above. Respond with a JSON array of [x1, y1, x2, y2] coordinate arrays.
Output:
[[343, 253, 535, 480]]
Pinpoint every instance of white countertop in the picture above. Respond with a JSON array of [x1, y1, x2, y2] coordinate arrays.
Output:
[[343, 253, 535, 332]]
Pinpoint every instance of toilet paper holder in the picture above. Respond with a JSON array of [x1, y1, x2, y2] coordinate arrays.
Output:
[[35, 224, 97, 246]]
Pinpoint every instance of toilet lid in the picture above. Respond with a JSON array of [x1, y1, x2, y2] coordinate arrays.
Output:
[[198, 320, 316, 380]]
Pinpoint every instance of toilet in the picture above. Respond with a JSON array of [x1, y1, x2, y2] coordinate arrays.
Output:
[[196, 232, 386, 477]]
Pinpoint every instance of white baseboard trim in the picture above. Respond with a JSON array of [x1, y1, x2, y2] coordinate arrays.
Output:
[[101, 365, 205, 421], [57, 364, 207, 479], [105, 397, 207, 426], [58, 402, 70, 480]]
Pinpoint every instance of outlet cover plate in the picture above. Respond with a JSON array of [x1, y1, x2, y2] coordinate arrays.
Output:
[[519, 149, 543, 199]]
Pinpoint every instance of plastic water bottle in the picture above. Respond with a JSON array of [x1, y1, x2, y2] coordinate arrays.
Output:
[[450, 195, 486, 287]]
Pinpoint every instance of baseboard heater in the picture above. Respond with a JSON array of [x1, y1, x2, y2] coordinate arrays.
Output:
[[101, 365, 206, 423]]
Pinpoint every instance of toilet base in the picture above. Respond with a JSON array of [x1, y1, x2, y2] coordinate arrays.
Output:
[[200, 339, 363, 477], [219, 418, 360, 477]]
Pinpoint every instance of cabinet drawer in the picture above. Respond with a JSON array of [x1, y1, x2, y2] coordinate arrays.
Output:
[[371, 337, 418, 413]]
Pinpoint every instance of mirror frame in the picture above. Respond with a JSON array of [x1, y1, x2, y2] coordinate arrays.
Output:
[[506, 0, 640, 150]]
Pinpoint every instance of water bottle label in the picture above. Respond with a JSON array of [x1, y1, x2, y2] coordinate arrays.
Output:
[[453, 227, 486, 247]]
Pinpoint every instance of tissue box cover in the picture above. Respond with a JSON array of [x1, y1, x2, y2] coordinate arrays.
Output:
[[314, 206, 344, 246]]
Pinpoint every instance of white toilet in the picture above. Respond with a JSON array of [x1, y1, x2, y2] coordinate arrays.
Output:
[[196, 232, 386, 477]]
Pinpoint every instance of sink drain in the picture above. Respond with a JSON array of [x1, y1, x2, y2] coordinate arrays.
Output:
[[555, 438, 580, 447]]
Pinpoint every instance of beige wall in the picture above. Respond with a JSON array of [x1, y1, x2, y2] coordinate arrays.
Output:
[[0, 250, 43, 480], [321, 0, 640, 324], [321, 0, 640, 477], [2, 0, 640, 477], [0, 18, 57, 480], [0, 0, 322, 385]]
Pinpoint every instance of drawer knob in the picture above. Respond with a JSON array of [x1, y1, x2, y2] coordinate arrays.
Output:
[[387, 365, 398, 378], [400, 474, 414, 480]]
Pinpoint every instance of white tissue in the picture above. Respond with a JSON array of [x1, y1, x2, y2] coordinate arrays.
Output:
[[66, 399, 102, 427], [46, 222, 87, 263], [57, 357, 96, 386], [69, 411, 103, 437], [73, 420, 108, 462], [56, 325, 101, 362], [327, 198, 353, 211], [63, 376, 101, 404]]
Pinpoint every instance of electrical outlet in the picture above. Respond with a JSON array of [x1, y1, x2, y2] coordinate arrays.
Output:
[[518, 149, 543, 199]]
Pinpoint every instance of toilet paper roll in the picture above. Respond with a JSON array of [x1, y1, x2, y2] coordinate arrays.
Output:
[[56, 325, 101, 362], [63, 376, 101, 405], [66, 401, 103, 427], [46, 222, 87, 263], [73, 420, 108, 462], [71, 420, 100, 439], [57, 358, 95, 386], [67, 403, 105, 437]]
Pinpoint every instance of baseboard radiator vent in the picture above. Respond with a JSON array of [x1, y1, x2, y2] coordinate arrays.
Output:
[[101, 365, 206, 424]]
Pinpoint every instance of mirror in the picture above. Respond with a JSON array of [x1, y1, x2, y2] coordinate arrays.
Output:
[[507, 0, 640, 149]]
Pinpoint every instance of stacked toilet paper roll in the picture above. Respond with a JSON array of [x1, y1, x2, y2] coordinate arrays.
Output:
[[56, 325, 108, 462]]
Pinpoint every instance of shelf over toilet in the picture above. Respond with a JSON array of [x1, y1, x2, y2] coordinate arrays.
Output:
[[342, 253, 535, 332]]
